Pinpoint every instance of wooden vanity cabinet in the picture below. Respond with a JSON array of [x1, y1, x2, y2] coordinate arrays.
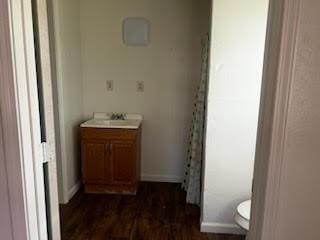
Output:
[[81, 127, 141, 194]]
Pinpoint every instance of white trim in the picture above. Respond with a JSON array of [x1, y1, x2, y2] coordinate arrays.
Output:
[[249, 1, 301, 240], [33, 0, 62, 238], [141, 174, 183, 183], [59, 182, 81, 205], [7, 0, 49, 238], [67, 182, 81, 203], [49, 0, 69, 204], [200, 222, 245, 235], [0, 0, 29, 238]]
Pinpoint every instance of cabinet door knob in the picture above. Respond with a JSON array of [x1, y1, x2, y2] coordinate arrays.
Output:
[[110, 143, 113, 152]]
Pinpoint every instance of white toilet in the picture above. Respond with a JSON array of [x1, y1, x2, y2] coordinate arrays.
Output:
[[234, 200, 251, 239]]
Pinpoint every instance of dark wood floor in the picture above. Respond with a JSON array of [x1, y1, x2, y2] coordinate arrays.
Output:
[[60, 182, 244, 240]]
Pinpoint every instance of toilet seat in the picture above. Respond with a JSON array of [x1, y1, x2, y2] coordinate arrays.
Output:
[[234, 200, 251, 231]]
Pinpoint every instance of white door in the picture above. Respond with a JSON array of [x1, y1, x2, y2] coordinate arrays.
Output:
[[31, 0, 61, 239]]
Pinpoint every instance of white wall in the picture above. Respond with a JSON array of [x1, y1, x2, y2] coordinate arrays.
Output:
[[51, 0, 84, 203], [80, 0, 211, 182], [201, 0, 269, 234]]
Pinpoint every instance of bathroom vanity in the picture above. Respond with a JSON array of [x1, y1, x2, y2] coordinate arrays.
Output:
[[80, 113, 142, 195]]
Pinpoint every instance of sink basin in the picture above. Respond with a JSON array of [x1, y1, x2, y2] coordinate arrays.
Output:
[[81, 117, 142, 129], [94, 119, 137, 126]]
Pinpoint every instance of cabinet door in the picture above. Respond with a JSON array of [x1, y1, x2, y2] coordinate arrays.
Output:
[[110, 140, 136, 185], [82, 141, 108, 184]]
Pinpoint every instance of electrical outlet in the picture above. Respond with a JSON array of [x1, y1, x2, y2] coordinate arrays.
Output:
[[137, 81, 144, 92], [106, 80, 114, 91]]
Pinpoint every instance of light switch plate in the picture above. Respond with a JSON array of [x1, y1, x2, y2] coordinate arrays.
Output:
[[137, 81, 144, 92], [106, 80, 114, 91]]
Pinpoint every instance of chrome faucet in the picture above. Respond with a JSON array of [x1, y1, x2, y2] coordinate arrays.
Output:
[[110, 113, 126, 120]]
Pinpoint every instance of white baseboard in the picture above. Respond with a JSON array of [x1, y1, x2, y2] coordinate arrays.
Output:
[[67, 181, 81, 202], [201, 221, 246, 235], [141, 174, 183, 183], [61, 176, 181, 204]]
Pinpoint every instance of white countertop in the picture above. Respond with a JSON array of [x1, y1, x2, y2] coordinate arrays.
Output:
[[80, 113, 142, 129]]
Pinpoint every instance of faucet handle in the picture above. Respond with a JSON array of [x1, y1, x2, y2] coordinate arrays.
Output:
[[111, 113, 126, 120]]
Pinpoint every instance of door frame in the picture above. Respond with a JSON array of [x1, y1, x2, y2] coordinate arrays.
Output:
[[1, 0, 48, 239], [1, 0, 302, 239], [1, 0, 60, 239], [32, 0, 61, 238], [46, 0, 70, 204], [249, 0, 301, 239], [0, 0, 30, 239]]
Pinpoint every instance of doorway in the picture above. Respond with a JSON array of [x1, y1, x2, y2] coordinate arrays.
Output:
[[34, 0, 267, 239]]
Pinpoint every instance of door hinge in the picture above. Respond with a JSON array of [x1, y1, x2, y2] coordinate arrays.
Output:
[[42, 142, 49, 163]]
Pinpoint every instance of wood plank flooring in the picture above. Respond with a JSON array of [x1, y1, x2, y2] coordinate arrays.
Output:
[[60, 182, 244, 240]]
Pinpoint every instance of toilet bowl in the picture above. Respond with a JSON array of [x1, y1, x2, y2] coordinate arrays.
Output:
[[234, 200, 251, 237]]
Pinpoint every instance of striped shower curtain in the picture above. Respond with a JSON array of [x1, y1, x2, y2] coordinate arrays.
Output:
[[182, 36, 210, 205]]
